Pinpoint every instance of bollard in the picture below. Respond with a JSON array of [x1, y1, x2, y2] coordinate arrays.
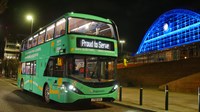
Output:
[[198, 87, 200, 112], [119, 86, 122, 101], [165, 85, 169, 111], [140, 87, 143, 105]]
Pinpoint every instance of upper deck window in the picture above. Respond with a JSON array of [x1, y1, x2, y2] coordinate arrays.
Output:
[[68, 17, 115, 38], [27, 37, 33, 49], [38, 30, 45, 44], [55, 18, 66, 38], [32, 34, 38, 47], [45, 24, 55, 41], [22, 40, 27, 51]]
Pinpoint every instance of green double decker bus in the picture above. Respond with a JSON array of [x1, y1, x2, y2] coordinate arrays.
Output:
[[18, 12, 119, 103]]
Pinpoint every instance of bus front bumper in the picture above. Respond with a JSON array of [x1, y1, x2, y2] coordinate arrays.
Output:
[[58, 90, 118, 103]]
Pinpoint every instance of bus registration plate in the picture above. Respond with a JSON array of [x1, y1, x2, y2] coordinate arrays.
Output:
[[91, 98, 102, 102]]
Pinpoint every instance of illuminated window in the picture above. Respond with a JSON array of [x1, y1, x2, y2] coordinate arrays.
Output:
[[22, 40, 27, 51], [38, 30, 45, 44], [68, 17, 115, 38], [55, 18, 66, 38], [45, 24, 55, 41], [25, 62, 31, 74], [22, 63, 26, 74], [27, 37, 33, 49], [32, 34, 38, 47], [25, 61, 36, 75]]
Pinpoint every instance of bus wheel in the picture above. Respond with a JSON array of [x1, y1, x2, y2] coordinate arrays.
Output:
[[44, 84, 50, 103], [20, 79, 24, 91]]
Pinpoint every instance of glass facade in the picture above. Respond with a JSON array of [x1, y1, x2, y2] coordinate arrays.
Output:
[[137, 9, 200, 54]]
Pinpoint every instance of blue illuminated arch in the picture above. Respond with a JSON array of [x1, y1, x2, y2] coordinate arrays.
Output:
[[137, 9, 200, 54]]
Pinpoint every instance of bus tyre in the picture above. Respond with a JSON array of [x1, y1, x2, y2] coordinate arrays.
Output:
[[44, 84, 50, 103], [20, 79, 24, 91]]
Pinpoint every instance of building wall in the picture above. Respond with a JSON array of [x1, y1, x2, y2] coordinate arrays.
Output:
[[4, 39, 20, 60], [134, 43, 200, 64]]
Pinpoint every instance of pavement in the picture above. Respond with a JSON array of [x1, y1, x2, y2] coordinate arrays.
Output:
[[113, 87, 198, 112], [3, 78, 199, 112]]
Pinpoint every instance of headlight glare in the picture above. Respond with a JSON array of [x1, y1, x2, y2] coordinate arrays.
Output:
[[68, 85, 76, 91], [109, 84, 119, 93], [114, 84, 118, 90]]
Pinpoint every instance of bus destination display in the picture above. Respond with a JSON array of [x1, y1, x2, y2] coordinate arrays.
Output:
[[77, 38, 114, 51]]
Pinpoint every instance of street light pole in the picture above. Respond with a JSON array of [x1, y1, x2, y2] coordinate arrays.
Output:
[[30, 18, 33, 34], [26, 15, 34, 34], [119, 40, 125, 53]]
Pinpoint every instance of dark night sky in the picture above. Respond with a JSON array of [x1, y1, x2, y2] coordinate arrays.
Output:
[[1, 0, 200, 54]]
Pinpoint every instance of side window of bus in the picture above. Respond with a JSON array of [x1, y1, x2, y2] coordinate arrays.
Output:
[[22, 40, 27, 51], [25, 61, 36, 75], [29, 61, 36, 75], [38, 30, 45, 45], [45, 24, 55, 41], [32, 34, 38, 47], [55, 18, 66, 38], [25, 62, 31, 74], [45, 59, 54, 76], [23, 40, 27, 51], [33, 61, 36, 75], [22, 63, 26, 74], [27, 37, 33, 49]]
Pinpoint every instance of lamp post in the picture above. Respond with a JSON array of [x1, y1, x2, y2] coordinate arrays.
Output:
[[119, 40, 125, 53], [26, 15, 33, 34]]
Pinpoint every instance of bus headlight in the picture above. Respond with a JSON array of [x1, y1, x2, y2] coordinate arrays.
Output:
[[109, 84, 118, 93], [113, 84, 118, 90], [68, 84, 83, 94], [61, 82, 83, 94], [68, 85, 76, 91]]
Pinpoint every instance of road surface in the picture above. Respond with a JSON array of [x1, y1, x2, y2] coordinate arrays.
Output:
[[0, 78, 150, 112]]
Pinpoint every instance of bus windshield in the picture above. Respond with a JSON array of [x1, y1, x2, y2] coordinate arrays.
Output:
[[69, 56, 116, 82], [68, 17, 116, 38]]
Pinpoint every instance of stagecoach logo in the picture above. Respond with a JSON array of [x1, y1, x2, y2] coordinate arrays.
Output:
[[77, 38, 114, 51]]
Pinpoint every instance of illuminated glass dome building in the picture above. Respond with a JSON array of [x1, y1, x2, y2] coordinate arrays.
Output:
[[135, 9, 200, 63]]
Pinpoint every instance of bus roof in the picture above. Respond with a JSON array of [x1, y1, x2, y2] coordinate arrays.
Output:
[[66, 12, 112, 24]]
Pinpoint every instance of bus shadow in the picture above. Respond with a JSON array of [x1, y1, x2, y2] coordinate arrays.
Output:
[[8, 89, 111, 111]]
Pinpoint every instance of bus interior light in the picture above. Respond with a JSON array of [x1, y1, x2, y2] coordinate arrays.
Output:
[[56, 18, 66, 26], [47, 24, 55, 31], [29, 37, 33, 41], [34, 34, 38, 38], [40, 30, 45, 34]]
